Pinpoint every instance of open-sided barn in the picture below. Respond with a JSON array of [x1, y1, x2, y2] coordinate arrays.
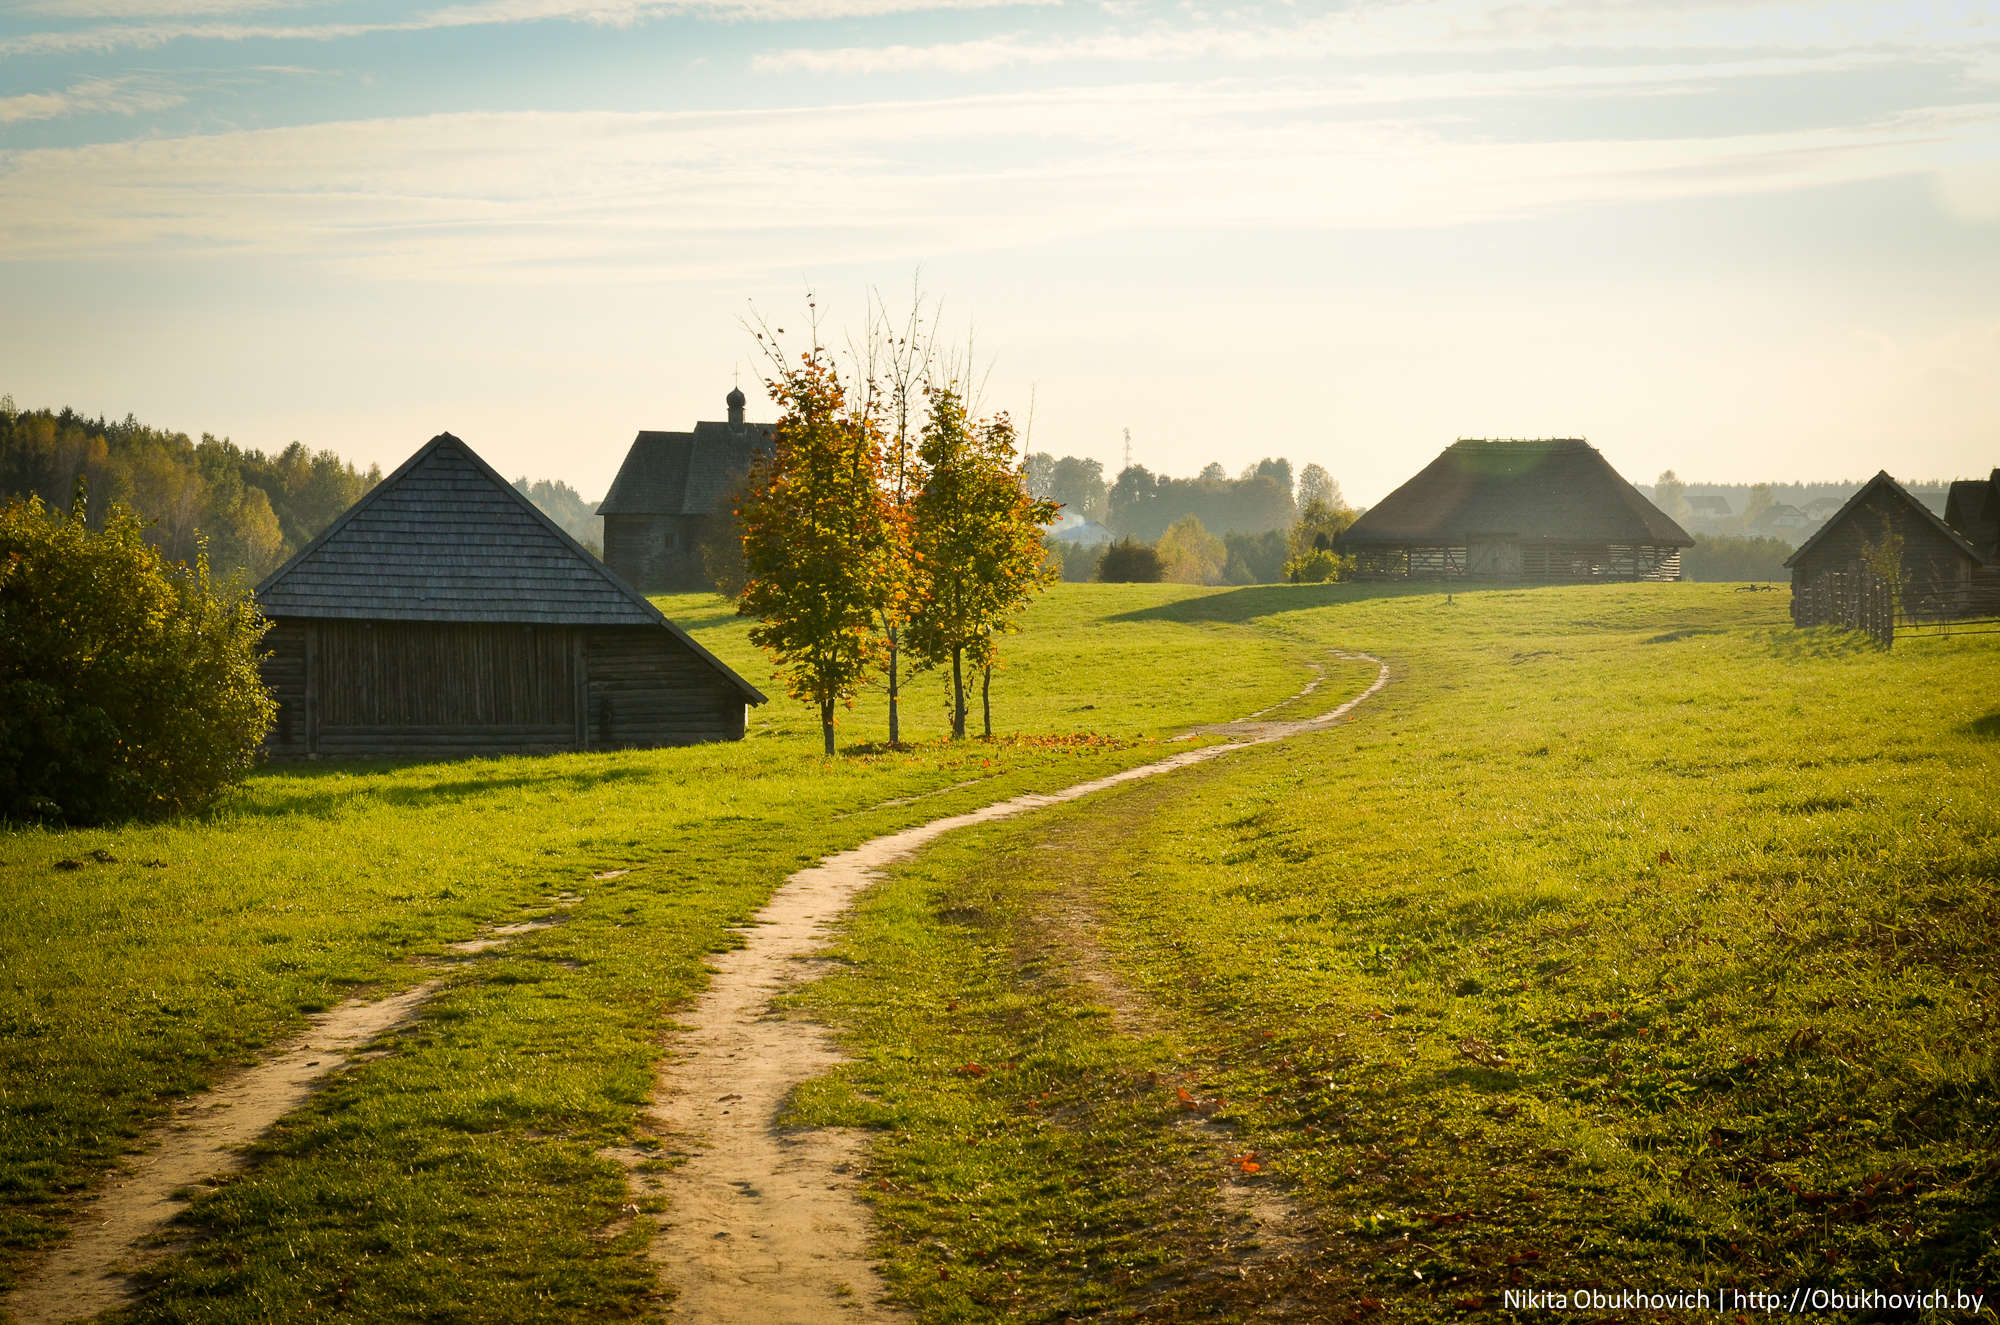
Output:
[[1336, 439, 1692, 581], [597, 387, 772, 591], [255, 432, 765, 759], [1787, 470, 1992, 625]]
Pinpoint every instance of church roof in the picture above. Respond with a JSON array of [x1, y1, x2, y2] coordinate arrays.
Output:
[[255, 433, 766, 700], [1337, 439, 1693, 548], [597, 420, 772, 517]]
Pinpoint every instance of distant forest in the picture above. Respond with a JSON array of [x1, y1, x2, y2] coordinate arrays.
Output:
[[1025, 453, 1344, 541], [0, 398, 601, 585]]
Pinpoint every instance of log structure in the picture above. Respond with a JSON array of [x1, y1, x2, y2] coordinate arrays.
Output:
[[1787, 470, 1993, 626], [1335, 438, 1692, 582], [256, 433, 764, 759], [598, 386, 772, 591]]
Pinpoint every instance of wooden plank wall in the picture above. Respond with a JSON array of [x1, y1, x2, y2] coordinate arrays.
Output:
[[259, 619, 311, 756], [261, 617, 745, 758], [583, 626, 744, 747]]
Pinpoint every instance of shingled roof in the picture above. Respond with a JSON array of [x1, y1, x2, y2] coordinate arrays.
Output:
[[1337, 439, 1693, 548], [596, 421, 772, 517], [1784, 470, 1982, 570], [255, 433, 765, 700]]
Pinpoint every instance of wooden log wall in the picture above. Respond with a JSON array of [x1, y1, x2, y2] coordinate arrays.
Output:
[[258, 618, 746, 759], [1349, 543, 1681, 582], [583, 626, 744, 747]]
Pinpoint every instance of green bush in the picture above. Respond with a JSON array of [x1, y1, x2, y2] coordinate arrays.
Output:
[[1283, 548, 1354, 583], [1094, 538, 1164, 583], [0, 493, 274, 823]]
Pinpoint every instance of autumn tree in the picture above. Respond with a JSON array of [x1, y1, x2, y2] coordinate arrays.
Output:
[[1156, 514, 1226, 585], [737, 345, 901, 756], [862, 282, 938, 746], [907, 387, 1056, 739]]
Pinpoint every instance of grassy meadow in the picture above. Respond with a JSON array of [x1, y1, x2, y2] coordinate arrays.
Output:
[[2, 580, 1995, 1322], [0, 584, 1311, 1321], [794, 585, 2000, 1321]]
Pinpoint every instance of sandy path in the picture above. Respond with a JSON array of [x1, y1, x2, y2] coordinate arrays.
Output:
[[641, 652, 1390, 1323], [1, 911, 569, 1325]]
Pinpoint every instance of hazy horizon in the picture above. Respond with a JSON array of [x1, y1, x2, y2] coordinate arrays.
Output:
[[2, 0, 1995, 508]]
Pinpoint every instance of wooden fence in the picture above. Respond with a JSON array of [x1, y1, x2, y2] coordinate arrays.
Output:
[[1791, 568, 1895, 647]]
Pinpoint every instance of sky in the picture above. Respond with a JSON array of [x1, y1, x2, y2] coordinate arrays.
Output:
[[1, 0, 1996, 505]]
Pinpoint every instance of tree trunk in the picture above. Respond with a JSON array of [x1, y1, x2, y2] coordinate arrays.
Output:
[[981, 665, 992, 739], [950, 646, 966, 740], [821, 698, 836, 756], [886, 624, 900, 747]]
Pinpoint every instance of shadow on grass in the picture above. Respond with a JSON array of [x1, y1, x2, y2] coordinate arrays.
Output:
[[222, 760, 663, 821], [660, 607, 746, 633], [1760, 626, 1882, 660], [1965, 711, 2000, 740], [1103, 581, 1481, 626]]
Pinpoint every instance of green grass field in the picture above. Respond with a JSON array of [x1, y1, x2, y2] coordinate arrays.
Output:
[[0, 584, 1311, 1320], [795, 585, 2000, 1321], [3, 581, 1995, 1323]]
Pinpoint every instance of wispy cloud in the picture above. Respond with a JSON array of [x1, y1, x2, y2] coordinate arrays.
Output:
[[0, 0, 1056, 58], [4, 82, 1991, 278], [0, 73, 185, 123]]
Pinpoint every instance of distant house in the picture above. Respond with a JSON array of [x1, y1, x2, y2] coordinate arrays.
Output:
[[256, 433, 765, 759], [1785, 471, 1986, 623], [1335, 438, 1692, 581], [1052, 519, 1115, 547], [598, 387, 773, 591], [1687, 494, 1733, 519], [1754, 503, 1811, 537], [1802, 495, 1846, 523]]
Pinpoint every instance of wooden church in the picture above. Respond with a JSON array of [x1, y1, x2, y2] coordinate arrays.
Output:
[[254, 432, 765, 759], [598, 386, 773, 591]]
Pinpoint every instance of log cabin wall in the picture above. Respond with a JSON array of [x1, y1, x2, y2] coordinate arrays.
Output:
[[582, 625, 745, 747]]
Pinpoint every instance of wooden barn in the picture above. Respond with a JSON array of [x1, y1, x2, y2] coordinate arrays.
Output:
[[597, 387, 772, 591], [255, 432, 765, 759], [1786, 470, 1991, 625], [1335, 439, 1692, 581]]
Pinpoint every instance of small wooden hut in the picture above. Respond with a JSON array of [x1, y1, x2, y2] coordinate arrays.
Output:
[[1786, 470, 1987, 625], [598, 387, 773, 591], [255, 433, 765, 759], [1336, 439, 1691, 581]]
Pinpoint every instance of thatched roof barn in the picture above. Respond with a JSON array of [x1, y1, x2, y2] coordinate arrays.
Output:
[[1336, 439, 1692, 581], [1786, 470, 1991, 624], [597, 387, 773, 591], [256, 432, 764, 759]]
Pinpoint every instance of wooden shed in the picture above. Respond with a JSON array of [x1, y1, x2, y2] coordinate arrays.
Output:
[[1785, 470, 1987, 624], [255, 432, 765, 759], [1335, 439, 1691, 581], [597, 387, 772, 591]]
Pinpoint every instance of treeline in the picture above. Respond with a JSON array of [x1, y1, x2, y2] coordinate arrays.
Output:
[[1048, 494, 1359, 587], [512, 477, 601, 557], [0, 397, 605, 582], [1025, 453, 1346, 542], [0, 398, 381, 583]]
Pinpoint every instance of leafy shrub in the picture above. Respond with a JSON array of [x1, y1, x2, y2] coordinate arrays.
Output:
[[1283, 548, 1354, 583], [1094, 538, 1165, 583], [1223, 529, 1287, 585], [0, 494, 274, 822]]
